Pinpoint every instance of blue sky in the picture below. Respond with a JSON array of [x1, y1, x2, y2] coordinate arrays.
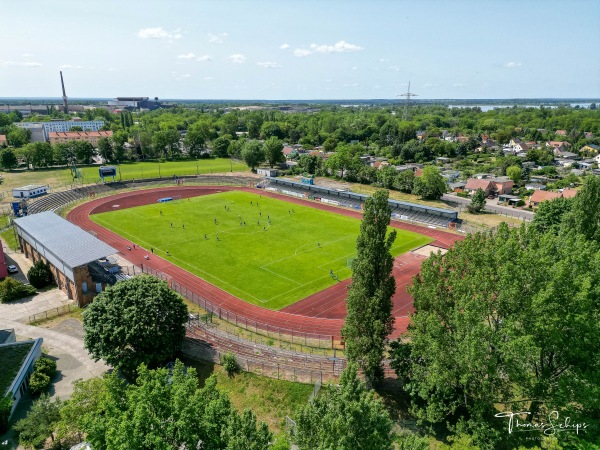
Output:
[[1, 0, 599, 100]]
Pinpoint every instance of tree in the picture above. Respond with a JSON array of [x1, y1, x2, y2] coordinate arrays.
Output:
[[565, 175, 600, 243], [13, 394, 61, 449], [393, 224, 600, 446], [294, 364, 393, 450], [27, 261, 54, 289], [57, 361, 271, 450], [263, 136, 284, 168], [152, 129, 180, 158], [342, 190, 396, 383], [0, 395, 11, 434], [506, 165, 522, 184], [241, 140, 264, 171], [83, 276, 188, 377], [326, 145, 354, 178], [184, 128, 206, 158], [211, 135, 232, 158], [412, 166, 447, 200], [394, 169, 415, 193], [530, 196, 573, 235], [0, 148, 18, 170], [467, 188, 486, 213], [6, 127, 30, 147], [97, 137, 113, 163], [376, 165, 398, 189]]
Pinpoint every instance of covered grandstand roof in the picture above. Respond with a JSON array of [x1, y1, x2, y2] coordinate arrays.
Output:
[[14, 211, 116, 271]]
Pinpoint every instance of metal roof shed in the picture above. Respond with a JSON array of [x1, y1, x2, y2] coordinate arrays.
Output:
[[14, 211, 116, 282]]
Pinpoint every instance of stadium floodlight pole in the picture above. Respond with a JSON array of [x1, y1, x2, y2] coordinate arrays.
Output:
[[230, 158, 232, 172], [117, 160, 122, 181], [196, 159, 199, 175], [158, 161, 162, 178]]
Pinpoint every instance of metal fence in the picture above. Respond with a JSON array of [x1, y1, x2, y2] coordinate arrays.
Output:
[[142, 264, 339, 350], [28, 303, 79, 324]]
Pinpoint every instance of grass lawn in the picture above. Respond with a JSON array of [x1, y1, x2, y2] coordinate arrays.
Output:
[[182, 357, 313, 435], [0, 158, 248, 204], [92, 191, 432, 309], [0, 228, 18, 251]]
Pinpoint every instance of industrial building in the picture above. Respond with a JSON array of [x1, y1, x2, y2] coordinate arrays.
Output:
[[12, 184, 49, 199], [14, 212, 117, 307], [108, 97, 163, 111]]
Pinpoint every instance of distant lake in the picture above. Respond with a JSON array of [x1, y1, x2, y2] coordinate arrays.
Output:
[[449, 103, 594, 112]]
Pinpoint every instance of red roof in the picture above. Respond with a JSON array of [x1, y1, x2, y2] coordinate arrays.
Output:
[[561, 188, 578, 199], [0, 135, 6, 145], [49, 131, 113, 138], [465, 178, 494, 190], [530, 190, 561, 203]]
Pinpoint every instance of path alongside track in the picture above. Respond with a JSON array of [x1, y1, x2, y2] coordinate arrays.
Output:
[[67, 186, 463, 339]]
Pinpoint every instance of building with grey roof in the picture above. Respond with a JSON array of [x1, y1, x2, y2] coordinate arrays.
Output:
[[14, 211, 117, 306]]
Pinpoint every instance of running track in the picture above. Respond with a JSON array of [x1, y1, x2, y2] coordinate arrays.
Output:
[[67, 186, 463, 339]]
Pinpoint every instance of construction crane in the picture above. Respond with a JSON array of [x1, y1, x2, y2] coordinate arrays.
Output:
[[60, 71, 69, 114], [398, 81, 418, 121]]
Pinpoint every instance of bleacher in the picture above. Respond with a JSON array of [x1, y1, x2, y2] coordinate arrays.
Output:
[[27, 184, 115, 215], [261, 177, 457, 228]]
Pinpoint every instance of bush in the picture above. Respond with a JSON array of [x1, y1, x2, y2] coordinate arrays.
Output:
[[0, 277, 37, 303], [27, 261, 54, 289], [34, 357, 57, 378], [221, 352, 239, 377], [0, 395, 12, 434], [29, 371, 51, 397]]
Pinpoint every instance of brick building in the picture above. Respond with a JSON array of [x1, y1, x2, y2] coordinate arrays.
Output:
[[49, 130, 113, 147], [13, 212, 117, 306]]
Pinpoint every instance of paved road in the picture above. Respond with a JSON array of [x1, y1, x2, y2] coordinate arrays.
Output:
[[442, 193, 534, 221]]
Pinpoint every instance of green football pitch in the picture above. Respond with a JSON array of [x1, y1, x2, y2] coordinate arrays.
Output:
[[91, 191, 433, 309]]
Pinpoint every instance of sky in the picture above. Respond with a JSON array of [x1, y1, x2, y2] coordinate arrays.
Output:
[[1, 0, 599, 100]]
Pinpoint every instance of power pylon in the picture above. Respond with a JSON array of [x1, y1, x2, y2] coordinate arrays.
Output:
[[398, 81, 418, 121]]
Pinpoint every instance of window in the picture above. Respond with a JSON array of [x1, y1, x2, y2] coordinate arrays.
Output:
[[82, 282, 88, 294], [96, 283, 102, 293]]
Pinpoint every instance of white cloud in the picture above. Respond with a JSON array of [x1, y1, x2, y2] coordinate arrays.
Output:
[[389, 65, 400, 71], [343, 83, 359, 88], [379, 58, 388, 63], [423, 83, 436, 88], [177, 53, 196, 59], [203, 76, 213, 80], [280, 43, 290, 50], [59, 64, 83, 69], [351, 66, 358, 70], [453, 82, 466, 87], [21, 53, 33, 58], [180, 73, 191, 78], [294, 48, 312, 57], [504, 61, 522, 69], [197, 55, 212, 62], [227, 54, 246, 64], [208, 32, 228, 44], [0, 60, 42, 67], [108, 67, 119, 72], [138, 27, 182, 40], [310, 40, 363, 53], [257, 61, 281, 69]]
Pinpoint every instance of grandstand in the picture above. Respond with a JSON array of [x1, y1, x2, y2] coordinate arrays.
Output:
[[261, 177, 458, 228]]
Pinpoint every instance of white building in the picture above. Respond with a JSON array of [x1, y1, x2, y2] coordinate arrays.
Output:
[[15, 120, 105, 142], [13, 185, 49, 199]]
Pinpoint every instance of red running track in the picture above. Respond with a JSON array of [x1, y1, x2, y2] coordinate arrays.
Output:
[[67, 186, 463, 339]]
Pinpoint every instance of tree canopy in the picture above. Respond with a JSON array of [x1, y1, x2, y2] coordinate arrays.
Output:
[[412, 166, 447, 200], [342, 190, 396, 383], [83, 276, 188, 377]]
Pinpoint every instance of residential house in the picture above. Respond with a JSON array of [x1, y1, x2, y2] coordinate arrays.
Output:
[[472, 173, 493, 179], [581, 144, 600, 154], [49, 131, 113, 147], [559, 151, 578, 159], [547, 141, 572, 153], [514, 142, 529, 153], [528, 190, 562, 208], [584, 132, 594, 139], [555, 130, 567, 136], [594, 154, 600, 164], [442, 170, 461, 182], [416, 131, 427, 141], [509, 138, 524, 147], [449, 181, 467, 192], [489, 177, 514, 195], [561, 188, 578, 199], [0, 135, 6, 147], [464, 178, 495, 196], [557, 159, 576, 168], [525, 182, 546, 191], [436, 157, 451, 164], [371, 160, 389, 170], [578, 159, 596, 170], [441, 130, 455, 142]]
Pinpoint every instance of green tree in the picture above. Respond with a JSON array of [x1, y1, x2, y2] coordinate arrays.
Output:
[[394, 170, 415, 193], [111, 130, 128, 161], [212, 135, 232, 158], [294, 364, 393, 450], [506, 165, 522, 184], [0, 395, 12, 434], [223, 409, 272, 450], [6, 127, 30, 147], [326, 145, 354, 178], [0, 148, 18, 170], [394, 224, 600, 447], [342, 190, 396, 383], [565, 175, 600, 242], [29, 371, 51, 397], [241, 140, 264, 171], [13, 394, 61, 449], [412, 166, 447, 200], [97, 137, 113, 163], [530, 196, 573, 235], [376, 165, 398, 189], [263, 136, 284, 168], [83, 276, 188, 378], [184, 128, 206, 158], [27, 261, 54, 289], [152, 129, 180, 158], [467, 187, 486, 213]]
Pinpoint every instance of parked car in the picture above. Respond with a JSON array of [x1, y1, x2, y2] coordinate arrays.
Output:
[[7, 265, 18, 274]]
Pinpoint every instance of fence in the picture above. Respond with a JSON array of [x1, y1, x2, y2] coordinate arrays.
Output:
[[142, 264, 339, 350], [28, 303, 79, 324]]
